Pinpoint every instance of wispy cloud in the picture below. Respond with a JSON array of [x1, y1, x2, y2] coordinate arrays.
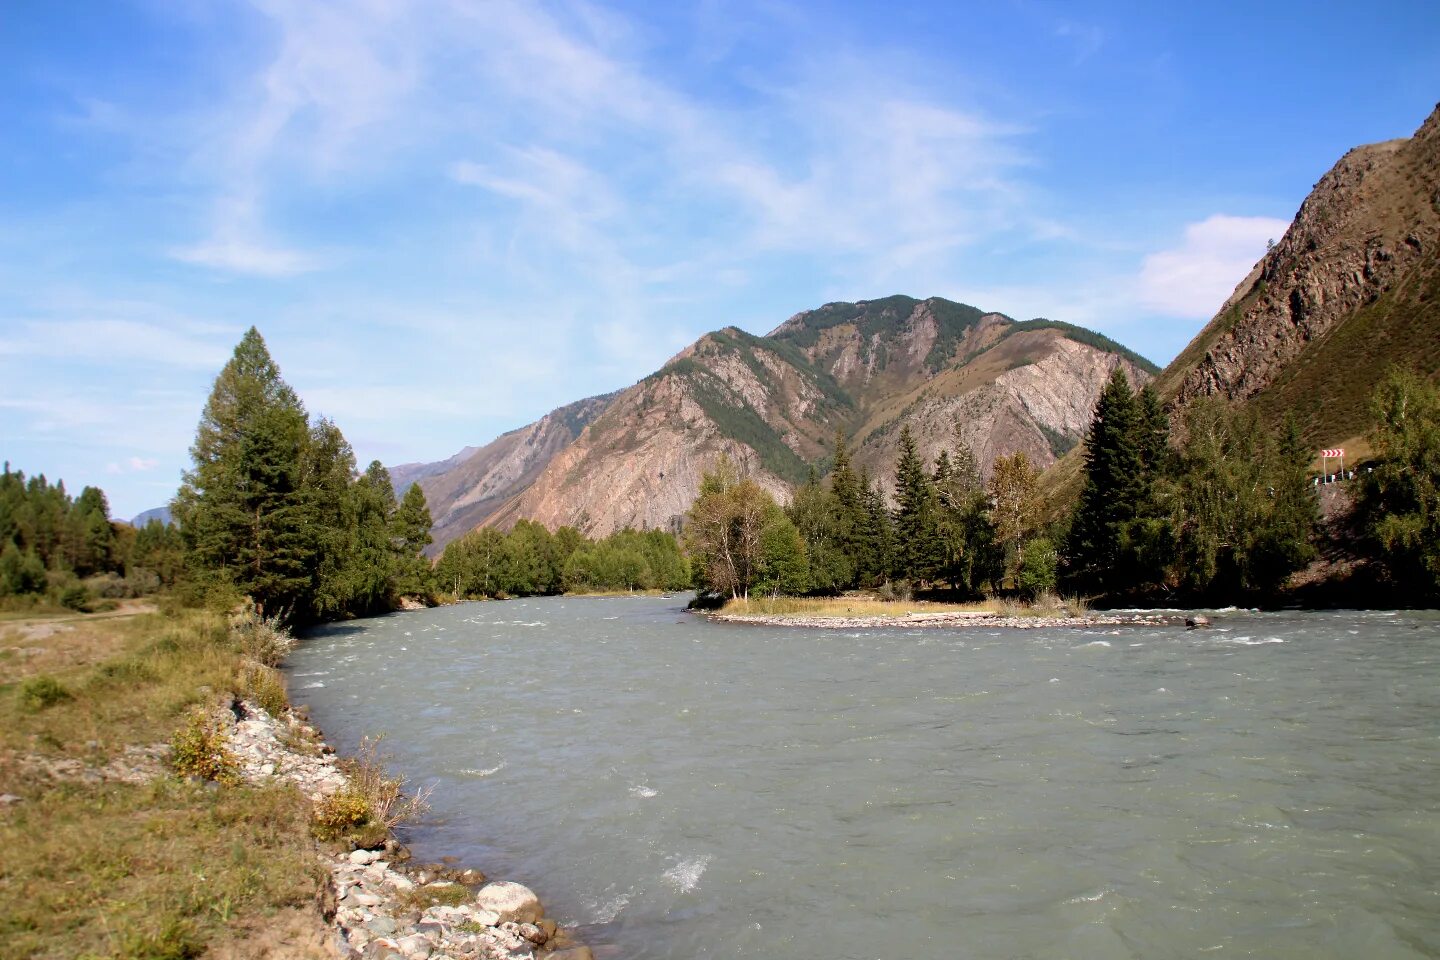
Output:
[[106, 457, 160, 475], [1136, 214, 1290, 318]]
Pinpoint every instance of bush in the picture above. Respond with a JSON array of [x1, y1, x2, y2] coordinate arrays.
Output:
[[20, 675, 72, 712], [240, 664, 288, 717], [340, 736, 431, 831], [312, 790, 373, 841], [231, 608, 294, 667], [57, 584, 90, 612], [168, 710, 240, 784], [1017, 538, 1058, 600]]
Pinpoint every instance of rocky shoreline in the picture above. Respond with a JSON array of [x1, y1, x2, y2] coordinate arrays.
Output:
[[223, 698, 591, 960], [708, 610, 1179, 630]]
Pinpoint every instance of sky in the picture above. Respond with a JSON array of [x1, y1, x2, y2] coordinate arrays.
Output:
[[1, 1, 1437, 520]]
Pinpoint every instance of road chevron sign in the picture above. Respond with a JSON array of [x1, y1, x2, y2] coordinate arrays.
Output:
[[1320, 448, 1344, 458]]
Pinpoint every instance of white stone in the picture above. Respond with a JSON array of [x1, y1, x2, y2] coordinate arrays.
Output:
[[349, 848, 382, 865], [474, 881, 543, 924], [388, 874, 415, 892]]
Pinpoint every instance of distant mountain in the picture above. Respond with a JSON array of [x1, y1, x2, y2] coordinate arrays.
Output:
[[399, 296, 1154, 550], [395, 394, 616, 554], [130, 505, 173, 527]]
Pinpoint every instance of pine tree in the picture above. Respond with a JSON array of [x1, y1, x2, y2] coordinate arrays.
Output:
[[933, 433, 996, 595]]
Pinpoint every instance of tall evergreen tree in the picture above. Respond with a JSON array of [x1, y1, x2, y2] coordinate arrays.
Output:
[[391, 483, 435, 597], [174, 327, 317, 617], [933, 434, 997, 595], [1065, 369, 1147, 594], [891, 425, 942, 584]]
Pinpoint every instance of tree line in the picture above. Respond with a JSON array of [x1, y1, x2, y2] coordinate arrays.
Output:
[[685, 367, 1440, 605], [172, 328, 435, 622], [436, 521, 689, 598]]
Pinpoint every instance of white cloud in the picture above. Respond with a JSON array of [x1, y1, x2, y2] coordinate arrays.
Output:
[[106, 457, 160, 475], [1136, 215, 1290, 318]]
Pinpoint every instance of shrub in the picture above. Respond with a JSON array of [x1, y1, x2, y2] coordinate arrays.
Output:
[[168, 710, 240, 784], [57, 584, 90, 612], [21, 675, 72, 712], [240, 664, 288, 717], [1017, 538, 1059, 600], [312, 790, 373, 841], [231, 608, 295, 667], [340, 736, 431, 831]]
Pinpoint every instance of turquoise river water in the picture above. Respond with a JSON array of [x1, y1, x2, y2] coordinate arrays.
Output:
[[288, 596, 1440, 959]]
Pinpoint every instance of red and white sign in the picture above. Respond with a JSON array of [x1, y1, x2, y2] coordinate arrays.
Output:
[[1320, 448, 1344, 458]]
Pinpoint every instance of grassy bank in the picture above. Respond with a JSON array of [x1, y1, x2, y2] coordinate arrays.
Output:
[[718, 593, 1088, 619], [0, 607, 329, 959]]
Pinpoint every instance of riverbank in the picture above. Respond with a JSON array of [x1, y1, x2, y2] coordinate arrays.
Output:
[[0, 604, 591, 959], [708, 595, 1179, 630]]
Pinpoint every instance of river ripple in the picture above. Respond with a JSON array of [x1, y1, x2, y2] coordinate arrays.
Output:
[[290, 597, 1440, 959]]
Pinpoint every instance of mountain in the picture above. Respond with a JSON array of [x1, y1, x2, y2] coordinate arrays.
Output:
[[393, 394, 615, 553], [401, 296, 1155, 548], [1157, 103, 1440, 444], [130, 505, 173, 527], [1041, 103, 1440, 513]]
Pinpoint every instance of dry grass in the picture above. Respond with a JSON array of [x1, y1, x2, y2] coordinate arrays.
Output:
[[721, 596, 1001, 618], [0, 607, 325, 959], [723, 593, 1092, 619]]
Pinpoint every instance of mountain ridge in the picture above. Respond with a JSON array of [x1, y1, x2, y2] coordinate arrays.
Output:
[[397, 296, 1155, 548]]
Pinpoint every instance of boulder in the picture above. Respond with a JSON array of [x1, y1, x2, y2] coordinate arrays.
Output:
[[474, 881, 543, 924], [1186, 615, 1211, 630]]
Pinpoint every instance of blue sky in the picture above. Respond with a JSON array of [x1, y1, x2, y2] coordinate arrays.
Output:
[[1, 1, 1436, 519]]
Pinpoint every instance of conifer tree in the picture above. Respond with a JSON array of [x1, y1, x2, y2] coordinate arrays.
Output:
[[892, 425, 942, 584], [933, 433, 997, 595], [391, 483, 435, 597], [1065, 369, 1146, 594], [174, 327, 317, 616]]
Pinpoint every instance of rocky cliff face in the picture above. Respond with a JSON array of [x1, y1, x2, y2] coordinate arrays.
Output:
[[401, 296, 1157, 545], [393, 394, 614, 553], [1158, 103, 1440, 443]]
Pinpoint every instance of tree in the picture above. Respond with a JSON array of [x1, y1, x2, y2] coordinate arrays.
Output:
[[1173, 399, 1316, 598], [1017, 537, 1058, 599], [175, 327, 319, 617], [891, 425, 942, 584], [684, 456, 780, 600], [754, 513, 809, 598], [391, 483, 435, 597], [1358, 369, 1440, 598], [788, 468, 848, 593], [1065, 369, 1145, 594], [934, 434, 998, 595], [989, 451, 1041, 585]]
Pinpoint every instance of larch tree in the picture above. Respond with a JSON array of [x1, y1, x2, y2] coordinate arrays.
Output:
[[175, 327, 316, 617]]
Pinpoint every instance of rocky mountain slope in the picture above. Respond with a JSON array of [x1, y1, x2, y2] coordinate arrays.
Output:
[[392, 394, 615, 552], [1156, 102, 1440, 444], [1040, 103, 1439, 515], [401, 297, 1155, 546]]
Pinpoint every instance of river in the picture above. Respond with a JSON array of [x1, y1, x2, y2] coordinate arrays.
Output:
[[289, 596, 1440, 959]]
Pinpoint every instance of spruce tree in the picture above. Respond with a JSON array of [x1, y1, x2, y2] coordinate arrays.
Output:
[[1065, 369, 1145, 595], [892, 425, 942, 584]]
